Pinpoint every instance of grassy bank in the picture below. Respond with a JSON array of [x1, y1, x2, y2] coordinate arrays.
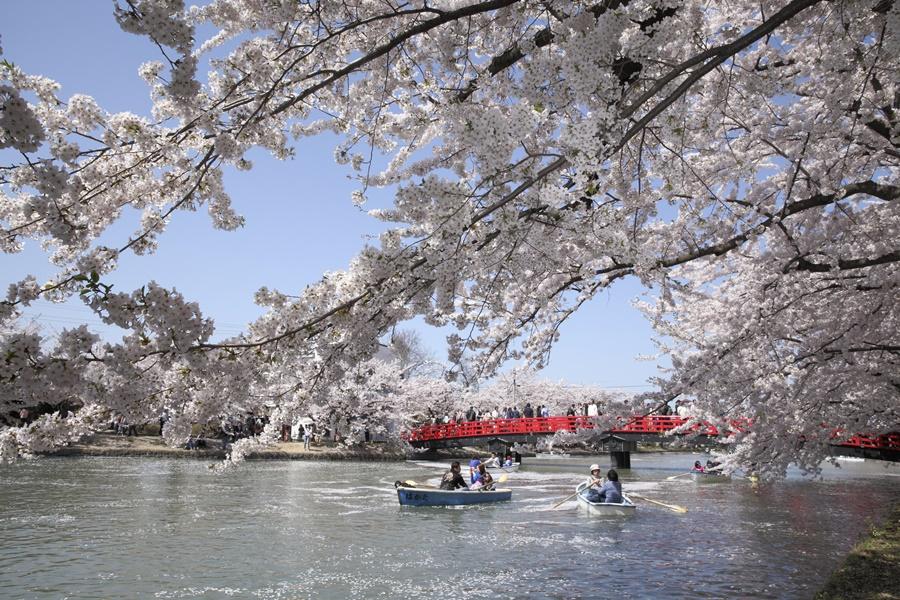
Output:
[[42, 433, 493, 462], [43, 433, 409, 461], [815, 503, 900, 600]]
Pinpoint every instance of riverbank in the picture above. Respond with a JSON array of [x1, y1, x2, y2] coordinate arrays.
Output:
[[815, 503, 900, 600], [41, 433, 493, 462], [41, 433, 689, 462], [43, 433, 409, 461]]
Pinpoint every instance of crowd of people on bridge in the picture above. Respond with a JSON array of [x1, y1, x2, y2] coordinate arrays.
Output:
[[425, 401, 610, 426]]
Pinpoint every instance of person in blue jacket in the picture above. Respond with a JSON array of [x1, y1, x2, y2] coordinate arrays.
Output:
[[469, 458, 482, 484], [596, 469, 623, 503]]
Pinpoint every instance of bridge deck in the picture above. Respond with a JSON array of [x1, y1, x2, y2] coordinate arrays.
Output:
[[405, 416, 900, 460]]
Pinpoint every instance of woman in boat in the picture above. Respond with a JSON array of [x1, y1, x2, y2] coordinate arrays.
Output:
[[483, 453, 500, 468], [469, 458, 482, 484], [439, 461, 470, 490], [581, 464, 605, 502], [595, 469, 623, 504], [705, 458, 721, 471], [470, 464, 494, 490], [693, 460, 705, 473], [502, 454, 514, 467]]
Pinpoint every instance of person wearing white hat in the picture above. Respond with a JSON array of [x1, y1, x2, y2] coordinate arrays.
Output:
[[582, 464, 604, 502], [582, 465, 624, 504]]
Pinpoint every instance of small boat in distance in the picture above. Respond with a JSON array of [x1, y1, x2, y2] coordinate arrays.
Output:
[[691, 469, 731, 483], [395, 484, 512, 506], [575, 481, 636, 516], [496, 463, 520, 473]]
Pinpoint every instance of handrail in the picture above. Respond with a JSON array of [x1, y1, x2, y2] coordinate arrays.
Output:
[[404, 416, 898, 451]]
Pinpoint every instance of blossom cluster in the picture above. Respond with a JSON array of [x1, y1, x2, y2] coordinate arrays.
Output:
[[0, 1, 897, 475]]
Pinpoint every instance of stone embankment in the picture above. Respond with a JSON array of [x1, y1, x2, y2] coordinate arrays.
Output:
[[815, 503, 900, 600], [42, 433, 480, 462]]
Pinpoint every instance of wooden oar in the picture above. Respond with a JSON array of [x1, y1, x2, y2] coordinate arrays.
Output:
[[629, 493, 688, 513], [551, 478, 601, 509], [484, 473, 508, 489], [402, 479, 438, 489], [665, 472, 694, 481]]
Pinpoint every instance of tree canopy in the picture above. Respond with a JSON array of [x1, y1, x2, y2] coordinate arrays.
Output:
[[1, 0, 897, 475]]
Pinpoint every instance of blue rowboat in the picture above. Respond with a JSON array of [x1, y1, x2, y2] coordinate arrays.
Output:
[[396, 485, 512, 506]]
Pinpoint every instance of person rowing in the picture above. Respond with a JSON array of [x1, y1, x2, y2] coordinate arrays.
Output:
[[483, 452, 500, 468], [706, 458, 722, 471], [580, 463, 604, 501], [582, 465, 624, 504], [439, 461, 470, 490], [468, 458, 482, 484], [470, 463, 495, 490]]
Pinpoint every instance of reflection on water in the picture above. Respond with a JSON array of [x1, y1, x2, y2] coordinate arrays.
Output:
[[0, 454, 897, 599]]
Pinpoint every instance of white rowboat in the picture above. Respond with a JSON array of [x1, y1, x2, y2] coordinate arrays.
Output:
[[575, 481, 636, 516], [691, 470, 731, 483]]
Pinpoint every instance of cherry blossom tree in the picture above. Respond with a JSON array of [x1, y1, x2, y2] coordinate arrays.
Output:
[[1, 0, 897, 475]]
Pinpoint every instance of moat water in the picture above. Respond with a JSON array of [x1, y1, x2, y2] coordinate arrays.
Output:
[[1, 452, 897, 599]]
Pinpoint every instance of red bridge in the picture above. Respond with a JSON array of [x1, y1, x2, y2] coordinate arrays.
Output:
[[405, 415, 900, 464]]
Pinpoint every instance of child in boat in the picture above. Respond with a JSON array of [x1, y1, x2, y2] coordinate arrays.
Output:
[[439, 461, 470, 490], [470, 464, 494, 490], [502, 454, 514, 467], [469, 458, 481, 484]]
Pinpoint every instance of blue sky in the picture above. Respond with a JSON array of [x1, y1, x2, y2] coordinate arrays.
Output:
[[1, 1, 665, 390]]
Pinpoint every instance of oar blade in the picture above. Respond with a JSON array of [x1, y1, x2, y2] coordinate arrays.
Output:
[[630, 493, 689, 513]]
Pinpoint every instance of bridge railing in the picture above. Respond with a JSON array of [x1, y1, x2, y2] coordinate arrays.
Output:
[[404, 415, 743, 442], [405, 415, 897, 453], [833, 432, 900, 451]]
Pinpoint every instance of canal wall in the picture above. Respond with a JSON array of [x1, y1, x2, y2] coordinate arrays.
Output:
[[815, 502, 900, 600], [39, 433, 489, 462]]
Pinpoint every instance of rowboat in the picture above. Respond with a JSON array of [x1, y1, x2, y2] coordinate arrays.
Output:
[[496, 463, 519, 473], [691, 469, 730, 483], [395, 485, 512, 506], [575, 481, 636, 516]]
